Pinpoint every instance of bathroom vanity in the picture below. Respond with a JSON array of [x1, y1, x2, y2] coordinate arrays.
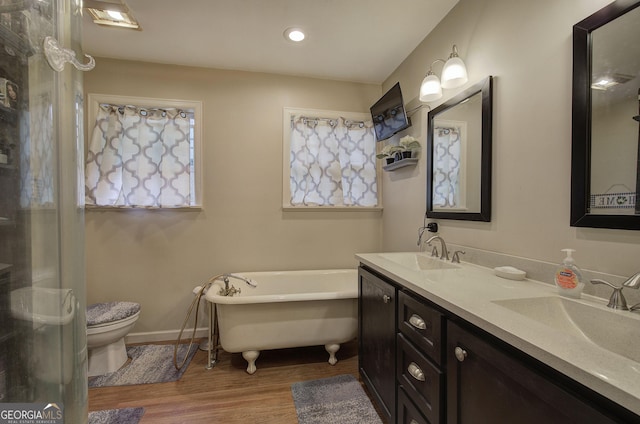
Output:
[[356, 253, 640, 424]]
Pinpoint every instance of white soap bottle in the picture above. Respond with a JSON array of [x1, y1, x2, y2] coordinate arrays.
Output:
[[554, 249, 584, 298]]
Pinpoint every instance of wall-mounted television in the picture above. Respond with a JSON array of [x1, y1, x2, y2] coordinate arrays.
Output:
[[369, 82, 411, 142]]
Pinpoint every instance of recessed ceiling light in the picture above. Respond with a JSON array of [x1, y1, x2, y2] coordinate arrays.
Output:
[[284, 27, 305, 43]]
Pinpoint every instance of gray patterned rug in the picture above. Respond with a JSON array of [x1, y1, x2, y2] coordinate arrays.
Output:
[[291, 374, 382, 424], [88, 407, 144, 424], [88, 344, 197, 387]]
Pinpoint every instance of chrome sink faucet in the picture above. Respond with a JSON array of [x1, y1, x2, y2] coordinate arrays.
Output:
[[623, 272, 640, 311], [424, 235, 449, 261], [590, 271, 640, 311], [623, 272, 640, 289]]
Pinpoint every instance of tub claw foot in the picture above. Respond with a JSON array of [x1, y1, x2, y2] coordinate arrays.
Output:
[[325, 343, 340, 365], [242, 350, 260, 374]]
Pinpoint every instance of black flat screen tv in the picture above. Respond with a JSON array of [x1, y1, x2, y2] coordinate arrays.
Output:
[[369, 82, 411, 141]]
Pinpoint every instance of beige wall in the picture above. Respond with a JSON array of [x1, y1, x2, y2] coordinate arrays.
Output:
[[382, 0, 640, 276], [84, 59, 382, 337], [86, 0, 640, 338]]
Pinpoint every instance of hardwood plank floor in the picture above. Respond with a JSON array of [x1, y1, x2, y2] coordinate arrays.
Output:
[[88, 340, 361, 423]]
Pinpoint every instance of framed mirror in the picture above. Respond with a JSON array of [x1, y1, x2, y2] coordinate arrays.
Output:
[[426, 76, 493, 221], [571, 0, 640, 230]]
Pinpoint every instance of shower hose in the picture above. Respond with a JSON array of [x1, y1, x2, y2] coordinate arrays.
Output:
[[173, 274, 225, 371]]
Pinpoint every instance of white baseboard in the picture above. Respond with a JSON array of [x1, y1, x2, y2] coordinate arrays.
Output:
[[125, 327, 209, 345]]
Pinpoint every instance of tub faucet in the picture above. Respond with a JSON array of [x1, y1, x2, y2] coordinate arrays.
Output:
[[219, 277, 241, 297], [424, 235, 449, 261], [217, 273, 258, 296], [225, 273, 258, 288]]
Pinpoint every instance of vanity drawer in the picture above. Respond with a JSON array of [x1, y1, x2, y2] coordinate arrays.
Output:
[[398, 386, 430, 424], [397, 333, 443, 424], [398, 290, 444, 365]]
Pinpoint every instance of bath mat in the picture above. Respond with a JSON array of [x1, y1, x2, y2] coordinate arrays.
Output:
[[88, 407, 144, 424], [291, 374, 382, 424], [88, 343, 197, 388]]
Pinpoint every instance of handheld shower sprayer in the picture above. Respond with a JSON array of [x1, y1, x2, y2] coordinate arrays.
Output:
[[175, 272, 260, 372], [222, 273, 258, 287]]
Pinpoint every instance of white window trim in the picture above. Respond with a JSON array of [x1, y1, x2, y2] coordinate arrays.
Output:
[[86, 93, 203, 209], [282, 107, 383, 212]]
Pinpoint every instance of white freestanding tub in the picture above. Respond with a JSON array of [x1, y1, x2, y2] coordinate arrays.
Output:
[[205, 269, 358, 374]]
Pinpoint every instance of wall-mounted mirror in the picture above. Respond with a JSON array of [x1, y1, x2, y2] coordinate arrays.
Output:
[[426, 76, 493, 221], [571, 0, 640, 230]]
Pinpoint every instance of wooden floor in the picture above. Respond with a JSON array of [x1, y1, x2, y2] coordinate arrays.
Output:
[[88, 340, 361, 423]]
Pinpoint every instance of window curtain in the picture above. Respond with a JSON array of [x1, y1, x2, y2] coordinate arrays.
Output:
[[433, 126, 461, 208], [20, 93, 55, 208], [85, 104, 191, 208], [290, 116, 377, 207]]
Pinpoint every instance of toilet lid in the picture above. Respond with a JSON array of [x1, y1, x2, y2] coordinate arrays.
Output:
[[87, 301, 141, 326]]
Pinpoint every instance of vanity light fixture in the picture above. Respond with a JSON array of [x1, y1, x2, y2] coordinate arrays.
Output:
[[284, 27, 306, 43], [85, 0, 141, 30], [419, 44, 468, 102]]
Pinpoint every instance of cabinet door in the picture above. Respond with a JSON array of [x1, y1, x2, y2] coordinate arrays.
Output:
[[359, 267, 396, 422], [447, 321, 618, 424]]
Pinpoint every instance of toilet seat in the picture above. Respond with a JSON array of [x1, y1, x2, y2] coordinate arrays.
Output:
[[87, 301, 140, 327], [87, 310, 140, 333]]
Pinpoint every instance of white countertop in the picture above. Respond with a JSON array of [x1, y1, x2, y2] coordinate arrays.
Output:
[[356, 252, 640, 417]]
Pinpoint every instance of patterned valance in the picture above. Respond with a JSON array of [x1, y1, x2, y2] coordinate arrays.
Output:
[[85, 104, 192, 208]]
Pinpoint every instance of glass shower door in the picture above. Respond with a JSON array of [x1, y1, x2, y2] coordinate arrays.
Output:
[[0, 0, 87, 422]]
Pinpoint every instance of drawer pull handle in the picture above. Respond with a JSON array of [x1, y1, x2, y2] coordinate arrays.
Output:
[[455, 346, 468, 362], [408, 362, 425, 382], [408, 314, 426, 330], [382, 294, 391, 304]]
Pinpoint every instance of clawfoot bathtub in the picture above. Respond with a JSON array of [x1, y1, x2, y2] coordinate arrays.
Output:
[[205, 269, 358, 374]]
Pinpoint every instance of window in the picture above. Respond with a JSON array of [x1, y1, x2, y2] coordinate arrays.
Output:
[[85, 94, 202, 208], [432, 119, 467, 210], [282, 107, 381, 210]]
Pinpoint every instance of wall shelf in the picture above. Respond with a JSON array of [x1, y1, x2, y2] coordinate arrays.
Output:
[[383, 158, 419, 172]]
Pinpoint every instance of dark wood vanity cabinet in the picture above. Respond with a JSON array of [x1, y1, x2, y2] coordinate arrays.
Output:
[[359, 267, 397, 423], [358, 265, 640, 424], [358, 266, 446, 424]]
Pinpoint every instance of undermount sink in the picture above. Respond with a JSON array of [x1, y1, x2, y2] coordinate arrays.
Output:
[[378, 252, 460, 271], [493, 296, 640, 363]]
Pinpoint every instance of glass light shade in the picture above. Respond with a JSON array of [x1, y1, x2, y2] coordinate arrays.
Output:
[[441, 56, 468, 89], [419, 74, 443, 102]]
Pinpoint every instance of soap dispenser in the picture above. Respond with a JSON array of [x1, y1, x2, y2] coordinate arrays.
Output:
[[554, 249, 584, 298]]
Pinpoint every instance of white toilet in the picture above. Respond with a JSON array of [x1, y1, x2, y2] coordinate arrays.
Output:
[[86, 301, 141, 377]]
